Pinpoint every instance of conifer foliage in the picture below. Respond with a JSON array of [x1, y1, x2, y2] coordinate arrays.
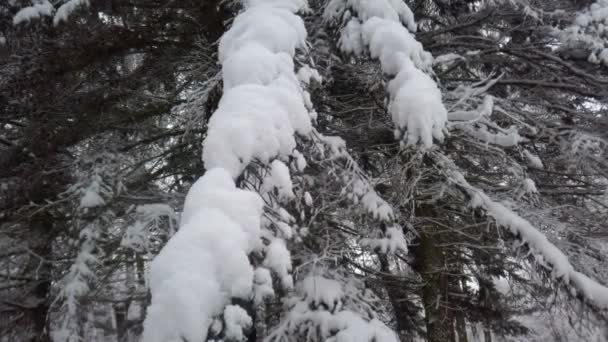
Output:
[[1, 0, 607, 341]]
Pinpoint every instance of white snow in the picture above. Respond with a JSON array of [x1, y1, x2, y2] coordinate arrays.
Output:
[[462, 124, 522, 147], [448, 95, 493, 121], [293, 150, 307, 171], [522, 178, 538, 194], [349, 179, 394, 221], [224, 305, 253, 341], [13, 0, 54, 25], [78, 176, 108, 208], [53, 0, 89, 26], [253, 268, 275, 304], [219, 5, 306, 64], [264, 238, 293, 289], [523, 150, 543, 169], [222, 42, 295, 89], [142, 169, 264, 342], [266, 276, 399, 342], [327, 311, 399, 342], [304, 191, 313, 206], [333, 10, 446, 149], [297, 65, 322, 85], [245, 0, 308, 12], [299, 275, 344, 309], [434, 52, 464, 65], [361, 18, 432, 73], [324, 0, 416, 32], [557, 0, 608, 66], [386, 58, 447, 148], [339, 19, 364, 55], [79, 189, 104, 208], [449, 169, 608, 309], [202, 84, 304, 177], [263, 160, 295, 201], [361, 226, 408, 254]]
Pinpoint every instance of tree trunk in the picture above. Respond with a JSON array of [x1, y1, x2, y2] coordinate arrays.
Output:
[[378, 253, 418, 341], [414, 204, 454, 342], [25, 214, 53, 342]]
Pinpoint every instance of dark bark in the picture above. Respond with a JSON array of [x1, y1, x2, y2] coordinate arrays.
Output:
[[413, 204, 455, 342]]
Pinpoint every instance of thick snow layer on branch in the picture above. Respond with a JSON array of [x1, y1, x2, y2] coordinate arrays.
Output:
[[324, 0, 416, 32], [361, 18, 432, 73], [264, 238, 293, 289], [263, 160, 295, 201], [267, 276, 399, 342], [299, 276, 344, 309], [361, 226, 408, 254], [205, 3, 312, 177], [224, 305, 253, 341], [253, 268, 275, 304], [223, 42, 296, 89], [557, 0, 608, 66], [142, 169, 264, 342], [448, 95, 493, 121], [338, 14, 445, 148], [53, 0, 88, 25], [219, 5, 306, 63], [245, 0, 309, 12], [449, 170, 608, 309], [202, 82, 310, 177], [327, 311, 399, 342], [13, 1, 54, 25], [387, 58, 447, 148], [459, 124, 522, 147]]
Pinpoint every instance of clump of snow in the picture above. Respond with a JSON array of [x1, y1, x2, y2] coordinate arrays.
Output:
[[386, 58, 447, 148], [297, 65, 322, 85], [461, 124, 523, 147], [224, 305, 253, 341], [555, 0, 608, 67], [245, 0, 309, 12], [339, 19, 364, 55], [253, 268, 275, 304], [361, 18, 432, 72], [219, 5, 306, 63], [53, 0, 89, 26], [204, 18, 313, 177], [331, 7, 446, 149], [448, 95, 493, 121], [222, 42, 295, 89], [121, 221, 147, 252], [142, 169, 264, 342], [299, 275, 344, 310], [263, 160, 295, 201], [348, 179, 394, 221], [361, 226, 408, 254], [13, 0, 54, 25], [293, 150, 307, 171], [522, 178, 538, 194], [78, 175, 108, 208], [264, 238, 293, 289], [304, 191, 313, 206], [523, 149, 544, 169], [324, 0, 416, 32], [327, 311, 399, 342]]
